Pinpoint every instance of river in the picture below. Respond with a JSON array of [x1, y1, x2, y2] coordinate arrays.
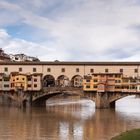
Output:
[[0, 96, 140, 140]]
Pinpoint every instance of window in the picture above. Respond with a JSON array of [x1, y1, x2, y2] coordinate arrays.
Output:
[[90, 69, 94, 73], [34, 84, 37, 88], [19, 67, 22, 72], [62, 68, 65, 72], [109, 75, 113, 77], [28, 84, 31, 87], [4, 67, 8, 72], [105, 69, 108, 73], [76, 68, 79, 72], [4, 84, 9, 88], [115, 80, 121, 83], [135, 68, 138, 73], [86, 79, 90, 82], [47, 68, 51, 72], [86, 85, 90, 88], [120, 69, 123, 73], [123, 79, 129, 83], [22, 78, 25, 81], [115, 75, 121, 78], [16, 78, 19, 80], [34, 79, 37, 82], [27, 77, 31, 81], [4, 77, 9, 81], [11, 83, 14, 87], [93, 85, 97, 88], [94, 79, 98, 82], [0, 79, 2, 81], [33, 68, 36, 72]]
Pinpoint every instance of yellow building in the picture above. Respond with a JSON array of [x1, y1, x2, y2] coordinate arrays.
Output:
[[10, 72, 27, 91], [10, 72, 42, 92]]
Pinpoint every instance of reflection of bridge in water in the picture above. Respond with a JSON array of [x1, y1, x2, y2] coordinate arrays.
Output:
[[1, 87, 140, 109]]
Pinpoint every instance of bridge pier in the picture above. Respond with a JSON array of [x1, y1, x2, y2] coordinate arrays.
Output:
[[95, 92, 115, 109]]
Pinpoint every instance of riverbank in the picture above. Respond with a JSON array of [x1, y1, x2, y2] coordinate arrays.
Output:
[[111, 129, 140, 140]]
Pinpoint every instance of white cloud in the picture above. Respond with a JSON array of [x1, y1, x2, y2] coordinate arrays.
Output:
[[0, 0, 140, 61], [0, 29, 65, 61]]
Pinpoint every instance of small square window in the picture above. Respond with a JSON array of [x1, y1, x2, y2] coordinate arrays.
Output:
[[105, 69, 109, 73], [76, 68, 79, 72], [19, 67, 22, 72], [135, 69, 138, 73], [90, 69, 94, 73], [4, 67, 8, 72], [33, 68, 36, 72], [120, 69, 123, 73], [34, 79, 37, 82], [34, 84, 37, 88], [47, 68, 51, 72], [62, 68, 65, 72]]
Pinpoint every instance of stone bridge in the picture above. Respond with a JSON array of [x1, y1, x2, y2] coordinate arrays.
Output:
[[1, 88, 140, 109]]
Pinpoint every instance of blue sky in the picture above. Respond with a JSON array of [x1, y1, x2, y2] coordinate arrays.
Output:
[[0, 0, 140, 61]]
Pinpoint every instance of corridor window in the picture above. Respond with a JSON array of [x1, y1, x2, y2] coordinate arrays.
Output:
[[33, 68, 36, 72], [76, 68, 79, 72], [90, 69, 94, 73], [4, 67, 8, 72], [19, 67, 22, 72], [47, 68, 51, 72], [62, 68, 65, 72], [134, 68, 138, 73], [120, 69, 123, 73], [105, 69, 109, 73]]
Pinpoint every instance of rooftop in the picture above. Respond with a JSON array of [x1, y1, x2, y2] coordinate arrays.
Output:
[[0, 61, 140, 65]]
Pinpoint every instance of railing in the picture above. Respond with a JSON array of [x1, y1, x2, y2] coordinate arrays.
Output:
[[43, 86, 82, 92]]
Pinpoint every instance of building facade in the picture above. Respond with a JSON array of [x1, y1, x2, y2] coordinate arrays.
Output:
[[10, 72, 42, 91], [0, 73, 10, 91], [0, 61, 140, 88]]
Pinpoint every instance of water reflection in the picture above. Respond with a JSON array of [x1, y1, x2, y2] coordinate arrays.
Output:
[[0, 96, 140, 140]]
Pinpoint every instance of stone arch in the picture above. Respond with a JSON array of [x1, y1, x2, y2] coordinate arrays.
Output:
[[71, 75, 83, 87], [57, 75, 70, 87], [43, 75, 55, 87], [109, 93, 135, 107]]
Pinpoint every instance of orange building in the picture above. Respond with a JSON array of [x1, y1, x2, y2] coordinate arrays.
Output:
[[83, 73, 123, 92]]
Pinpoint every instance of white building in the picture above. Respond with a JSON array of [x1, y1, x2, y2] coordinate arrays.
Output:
[[9, 54, 39, 62]]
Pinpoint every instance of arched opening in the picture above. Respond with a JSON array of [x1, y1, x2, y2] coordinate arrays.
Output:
[[57, 75, 70, 87], [71, 75, 83, 87], [43, 75, 55, 87]]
